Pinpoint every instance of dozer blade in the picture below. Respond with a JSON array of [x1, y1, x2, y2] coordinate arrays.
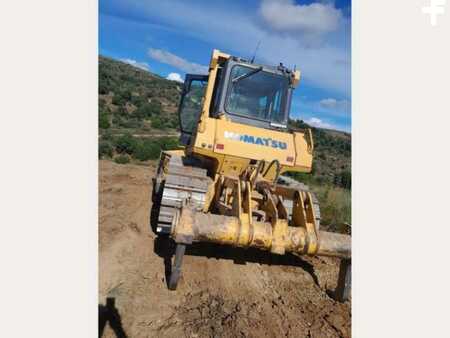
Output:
[[171, 204, 351, 259]]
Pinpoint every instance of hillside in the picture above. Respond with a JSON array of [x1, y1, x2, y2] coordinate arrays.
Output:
[[288, 119, 351, 189], [98, 56, 351, 189], [99, 55, 181, 133]]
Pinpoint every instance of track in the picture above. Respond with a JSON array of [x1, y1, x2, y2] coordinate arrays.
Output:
[[153, 153, 212, 235]]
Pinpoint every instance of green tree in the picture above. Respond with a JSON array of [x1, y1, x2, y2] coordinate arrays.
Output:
[[134, 139, 161, 161], [114, 133, 138, 155]]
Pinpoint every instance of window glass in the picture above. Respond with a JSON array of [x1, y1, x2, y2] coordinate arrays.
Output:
[[179, 80, 207, 133], [226, 65, 289, 124]]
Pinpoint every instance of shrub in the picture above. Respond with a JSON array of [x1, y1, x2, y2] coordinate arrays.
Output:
[[112, 94, 127, 106], [121, 119, 142, 129], [115, 106, 128, 117], [99, 83, 109, 95], [120, 89, 132, 101], [99, 141, 113, 158], [340, 170, 351, 190], [312, 185, 351, 231], [333, 170, 351, 190], [134, 139, 161, 161], [114, 133, 138, 155], [165, 117, 178, 129], [112, 115, 122, 126], [285, 172, 312, 185], [99, 112, 110, 129], [101, 129, 113, 142], [114, 154, 130, 164], [158, 137, 180, 150], [131, 95, 145, 107], [134, 102, 162, 119], [150, 116, 164, 129]]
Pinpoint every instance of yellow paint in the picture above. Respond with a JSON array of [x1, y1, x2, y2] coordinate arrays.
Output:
[[186, 49, 313, 178], [174, 204, 351, 258], [159, 50, 352, 266]]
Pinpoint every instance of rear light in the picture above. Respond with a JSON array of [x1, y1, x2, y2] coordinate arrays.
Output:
[[286, 156, 294, 162], [216, 144, 224, 150]]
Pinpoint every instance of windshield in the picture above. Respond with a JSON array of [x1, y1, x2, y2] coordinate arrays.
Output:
[[225, 65, 289, 125]]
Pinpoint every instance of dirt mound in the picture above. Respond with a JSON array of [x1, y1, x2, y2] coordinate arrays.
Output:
[[99, 160, 351, 338]]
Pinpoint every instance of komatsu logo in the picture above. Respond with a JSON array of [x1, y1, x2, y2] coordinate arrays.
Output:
[[224, 131, 287, 149]]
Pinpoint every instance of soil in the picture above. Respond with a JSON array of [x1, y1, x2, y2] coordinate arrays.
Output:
[[99, 160, 351, 338]]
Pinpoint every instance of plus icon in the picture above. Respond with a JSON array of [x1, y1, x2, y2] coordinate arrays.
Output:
[[422, 0, 446, 26]]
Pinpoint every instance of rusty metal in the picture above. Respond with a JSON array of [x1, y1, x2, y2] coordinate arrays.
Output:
[[335, 258, 351, 301], [168, 243, 186, 290], [172, 205, 351, 259]]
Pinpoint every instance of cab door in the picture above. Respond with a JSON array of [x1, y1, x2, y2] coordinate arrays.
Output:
[[178, 74, 208, 146]]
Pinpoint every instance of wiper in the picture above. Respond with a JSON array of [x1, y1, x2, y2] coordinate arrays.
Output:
[[231, 66, 263, 83]]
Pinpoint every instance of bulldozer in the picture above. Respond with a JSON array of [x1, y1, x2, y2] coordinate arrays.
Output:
[[152, 49, 351, 298]]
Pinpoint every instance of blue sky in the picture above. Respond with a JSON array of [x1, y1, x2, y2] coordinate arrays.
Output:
[[99, 0, 351, 132]]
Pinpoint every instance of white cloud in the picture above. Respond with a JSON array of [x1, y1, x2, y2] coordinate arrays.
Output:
[[103, 0, 350, 96], [148, 48, 208, 74], [166, 72, 183, 82], [259, 0, 343, 35], [320, 98, 349, 109], [120, 58, 150, 71], [319, 98, 338, 108], [305, 117, 335, 129]]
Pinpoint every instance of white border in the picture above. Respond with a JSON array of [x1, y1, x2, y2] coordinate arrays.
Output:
[[0, 0, 98, 336], [1, 1, 449, 337], [353, 1, 450, 337]]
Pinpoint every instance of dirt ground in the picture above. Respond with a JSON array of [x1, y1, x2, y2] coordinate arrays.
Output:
[[99, 160, 351, 338]]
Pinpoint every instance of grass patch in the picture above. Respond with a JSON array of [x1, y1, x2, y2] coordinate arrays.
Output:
[[310, 184, 351, 232], [114, 154, 130, 164]]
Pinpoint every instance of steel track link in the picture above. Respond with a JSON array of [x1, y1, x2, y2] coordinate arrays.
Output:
[[153, 154, 212, 234]]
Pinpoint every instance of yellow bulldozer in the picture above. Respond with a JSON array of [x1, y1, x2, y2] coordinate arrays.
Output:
[[152, 49, 351, 299]]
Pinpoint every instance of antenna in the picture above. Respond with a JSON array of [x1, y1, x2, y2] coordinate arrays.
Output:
[[250, 40, 261, 63]]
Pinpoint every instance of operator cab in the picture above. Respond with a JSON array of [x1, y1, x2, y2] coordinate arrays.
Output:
[[178, 55, 297, 145]]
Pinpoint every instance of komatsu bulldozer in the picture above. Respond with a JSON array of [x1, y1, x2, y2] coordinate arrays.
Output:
[[152, 49, 351, 297]]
